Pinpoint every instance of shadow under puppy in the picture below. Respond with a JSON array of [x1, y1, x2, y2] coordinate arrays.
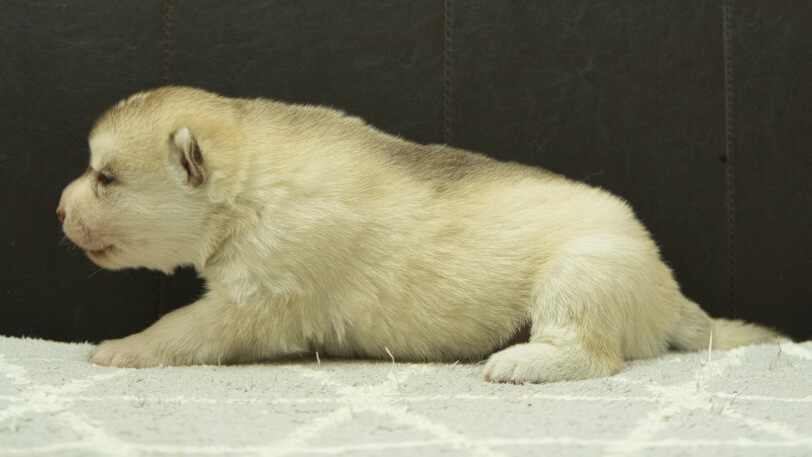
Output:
[[57, 87, 782, 383]]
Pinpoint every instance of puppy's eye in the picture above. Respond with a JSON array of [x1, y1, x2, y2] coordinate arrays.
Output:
[[99, 173, 115, 185]]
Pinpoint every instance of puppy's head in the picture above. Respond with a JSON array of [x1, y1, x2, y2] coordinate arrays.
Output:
[[57, 87, 237, 273]]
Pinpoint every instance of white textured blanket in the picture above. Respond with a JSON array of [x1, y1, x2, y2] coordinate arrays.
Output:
[[0, 336, 810, 456]]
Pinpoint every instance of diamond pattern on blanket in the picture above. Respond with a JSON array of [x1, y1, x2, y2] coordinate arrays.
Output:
[[0, 336, 811, 457]]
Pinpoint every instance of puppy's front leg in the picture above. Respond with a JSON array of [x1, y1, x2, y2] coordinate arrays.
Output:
[[89, 294, 284, 368]]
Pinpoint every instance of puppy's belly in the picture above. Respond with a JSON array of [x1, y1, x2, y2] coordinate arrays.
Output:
[[311, 304, 529, 362]]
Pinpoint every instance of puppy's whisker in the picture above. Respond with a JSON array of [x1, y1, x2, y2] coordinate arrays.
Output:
[[85, 267, 103, 280]]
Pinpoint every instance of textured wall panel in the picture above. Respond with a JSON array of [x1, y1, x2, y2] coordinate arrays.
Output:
[[1, 1, 808, 342], [169, 0, 445, 144], [730, 1, 812, 340]]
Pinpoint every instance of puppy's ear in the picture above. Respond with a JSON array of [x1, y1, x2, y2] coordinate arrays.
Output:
[[170, 126, 205, 187]]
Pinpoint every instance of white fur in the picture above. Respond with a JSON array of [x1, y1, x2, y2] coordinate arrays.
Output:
[[57, 87, 782, 383], [88, 133, 115, 170], [117, 91, 151, 108]]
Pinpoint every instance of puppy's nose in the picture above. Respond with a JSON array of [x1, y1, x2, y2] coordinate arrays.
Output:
[[56, 206, 66, 224]]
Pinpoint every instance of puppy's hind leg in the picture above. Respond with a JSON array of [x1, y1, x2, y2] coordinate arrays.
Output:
[[483, 256, 627, 384]]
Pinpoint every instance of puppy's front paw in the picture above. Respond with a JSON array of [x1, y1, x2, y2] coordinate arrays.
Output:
[[89, 337, 161, 368]]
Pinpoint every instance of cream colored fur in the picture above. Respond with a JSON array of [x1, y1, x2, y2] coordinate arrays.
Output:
[[57, 87, 783, 383]]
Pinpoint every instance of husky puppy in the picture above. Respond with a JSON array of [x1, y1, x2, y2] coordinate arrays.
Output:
[[57, 87, 780, 383]]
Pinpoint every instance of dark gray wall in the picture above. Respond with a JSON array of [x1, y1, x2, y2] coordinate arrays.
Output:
[[1, 1, 809, 342]]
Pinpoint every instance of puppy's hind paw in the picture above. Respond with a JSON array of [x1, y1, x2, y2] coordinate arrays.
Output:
[[483, 344, 545, 384], [482, 342, 623, 384]]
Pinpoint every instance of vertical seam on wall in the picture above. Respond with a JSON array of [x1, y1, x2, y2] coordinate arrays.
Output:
[[159, 0, 173, 316], [162, 0, 172, 84], [443, 0, 452, 144], [723, 0, 736, 318]]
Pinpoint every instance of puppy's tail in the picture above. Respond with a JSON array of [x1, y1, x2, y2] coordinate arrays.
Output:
[[668, 296, 786, 351]]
